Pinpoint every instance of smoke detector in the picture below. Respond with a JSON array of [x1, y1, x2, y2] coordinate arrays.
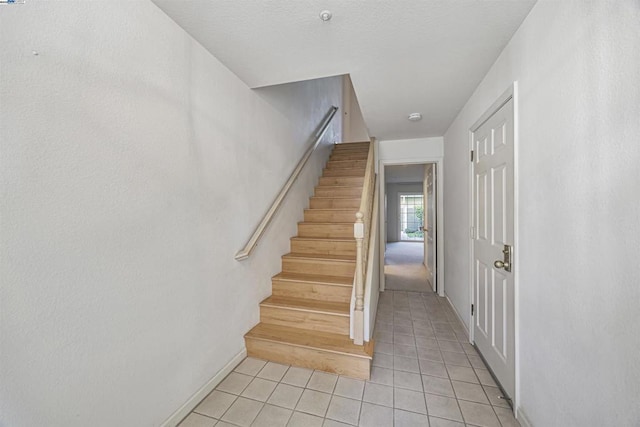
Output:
[[319, 10, 332, 21], [407, 113, 423, 122]]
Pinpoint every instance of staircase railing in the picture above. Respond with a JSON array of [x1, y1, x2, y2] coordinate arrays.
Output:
[[235, 106, 339, 261], [353, 140, 376, 345]]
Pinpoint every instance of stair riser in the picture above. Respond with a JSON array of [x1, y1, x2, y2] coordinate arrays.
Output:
[[245, 339, 371, 380], [326, 160, 367, 169], [297, 223, 353, 238], [318, 176, 364, 186], [260, 306, 349, 335], [323, 168, 366, 177], [290, 239, 356, 256], [315, 187, 363, 197], [333, 143, 370, 151], [304, 210, 357, 223], [330, 153, 369, 161], [309, 198, 361, 209], [282, 258, 355, 277], [272, 280, 352, 303]]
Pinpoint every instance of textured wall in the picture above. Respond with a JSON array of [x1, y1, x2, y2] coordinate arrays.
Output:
[[443, 1, 640, 424], [0, 1, 342, 426]]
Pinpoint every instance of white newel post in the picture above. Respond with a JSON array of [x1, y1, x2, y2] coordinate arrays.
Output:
[[354, 211, 365, 345]]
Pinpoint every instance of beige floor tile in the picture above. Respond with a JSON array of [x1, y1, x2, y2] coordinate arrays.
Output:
[[326, 395, 361, 425], [393, 388, 427, 414], [281, 366, 313, 388], [234, 357, 267, 376], [295, 389, 331, 417], [287, 411, 324, 427], [220, 397, 263, 427], [307, 371, 338, 394], [421, 375, 455, 398], [394, 334, 416, 346], [457, 400, 500, 427], [451, 380, 489, 404], [194, 390, 236, 419], [446, 365, 479, 384], [418, 359, 449, 378], [216, 372, 253, 395], [394, 409, 429, 426], [394, 355, 420, 373], [441, 351, 471, 367], [251, 404, 292, 427], [438, 340, 465, 354], [322, 419, 351, 427], [416, 347, 443, 363], [368, 366, 393, 386], [482, 385, 511, 408], [334, 376, 365, 400], [474, 369, 498, 387], [363, 382, 393, 407], [424, 393, 463, 422], [494, 406, 521, 427], [393, 370, 423, 392], [375, 342, 394, 356], [372, 352, 394, 369], [415, 337, 440, 350], [428, 416, 465, 427], [267, 383, 304, 409], [257, 362, 289, 382], [178, 413, 217, 427], [240, 377, 277, 402], [358, 402, 393, 427]]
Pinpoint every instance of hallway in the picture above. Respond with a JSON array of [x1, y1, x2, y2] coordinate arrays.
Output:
[[178, 290, 519, 427], [384, 242, 431, 293]]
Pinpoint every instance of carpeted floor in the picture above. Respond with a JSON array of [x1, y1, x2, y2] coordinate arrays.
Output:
[[384, 241, 433, 292]]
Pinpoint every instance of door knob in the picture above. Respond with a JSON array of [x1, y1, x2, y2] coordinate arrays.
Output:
[[494, 260, 509, 269]]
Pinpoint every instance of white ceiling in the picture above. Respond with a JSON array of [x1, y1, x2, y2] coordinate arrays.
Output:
[[152, 0, 536, 140], [385, 164, 425, 184]]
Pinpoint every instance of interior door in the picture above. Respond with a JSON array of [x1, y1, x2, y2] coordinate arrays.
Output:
[[425, 164, 437, 292], [472, 98, 515, 399]]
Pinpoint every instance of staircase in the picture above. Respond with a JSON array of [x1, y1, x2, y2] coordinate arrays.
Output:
[[244, 142, 374, 379]]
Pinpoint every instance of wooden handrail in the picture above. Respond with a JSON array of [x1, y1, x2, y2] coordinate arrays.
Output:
[[353, 139, 376, 345], [235, 106, 339, 261]]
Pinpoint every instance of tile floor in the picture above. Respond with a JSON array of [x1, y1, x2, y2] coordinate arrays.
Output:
[[178, 290, 520, 427]]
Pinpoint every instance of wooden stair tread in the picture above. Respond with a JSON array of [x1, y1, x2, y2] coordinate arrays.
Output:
[[291, 236, 355, 243], [245, 323, 373, 359], [273, 272, 353, 287], [261, 296, 349, 315], [283, 252, 356, 262]]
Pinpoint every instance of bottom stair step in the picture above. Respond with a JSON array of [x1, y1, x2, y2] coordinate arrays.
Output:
[[245, 323, 374, 379]]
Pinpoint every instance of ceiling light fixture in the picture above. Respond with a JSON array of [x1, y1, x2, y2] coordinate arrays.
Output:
[[408, 113, 423, 121], [319, 10, 332, 21]]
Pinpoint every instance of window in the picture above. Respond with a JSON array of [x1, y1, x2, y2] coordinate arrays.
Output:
[[399, 194, 424, 241]]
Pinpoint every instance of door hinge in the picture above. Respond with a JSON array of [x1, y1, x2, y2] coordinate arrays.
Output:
[[470, 150, 474, 162], [470, 226, 475, 239], [471, 304, 474, 316]]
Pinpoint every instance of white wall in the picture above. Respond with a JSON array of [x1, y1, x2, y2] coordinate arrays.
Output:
[[378, 137, 443, 168], [0, 2, 342, 426], [443, 1, 640, 425], [342, 75, 370, 143]]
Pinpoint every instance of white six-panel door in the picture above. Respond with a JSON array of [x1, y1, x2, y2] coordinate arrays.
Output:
[[472, 98, 515, 399]]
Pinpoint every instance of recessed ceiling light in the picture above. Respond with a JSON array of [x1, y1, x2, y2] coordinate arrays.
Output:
[[408, 113, 422, 121], [319, 10, 332, 21]]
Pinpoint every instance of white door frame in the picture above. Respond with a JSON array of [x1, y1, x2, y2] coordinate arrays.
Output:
[[379, 157, 445, 296], [468, 82, 520, 413]]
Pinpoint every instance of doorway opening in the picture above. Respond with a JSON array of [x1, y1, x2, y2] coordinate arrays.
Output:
[[380, 163, 437, 293]]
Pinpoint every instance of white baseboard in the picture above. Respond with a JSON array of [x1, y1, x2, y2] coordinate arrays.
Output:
[[516, 406, 533, 427], [445, 294, 470, 339], [161, 348, 247, 427]]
